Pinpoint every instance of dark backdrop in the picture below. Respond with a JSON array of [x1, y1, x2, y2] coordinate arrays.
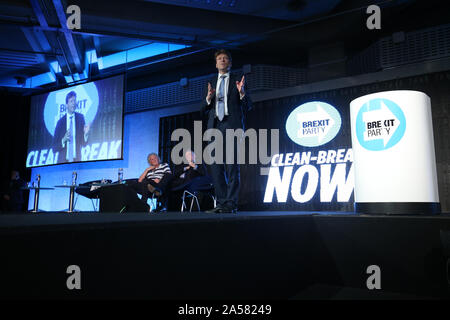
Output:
[[0, 90, 31, 210], [160, 70, 450, 212]]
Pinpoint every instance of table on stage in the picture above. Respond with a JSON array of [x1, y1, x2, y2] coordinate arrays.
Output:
[[95, 182, 149, 213], [54, 184, 91, 213], [21, 186, 54, 213]]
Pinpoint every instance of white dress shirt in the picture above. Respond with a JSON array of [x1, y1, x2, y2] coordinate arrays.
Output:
[[65, 113, 76, 160], [214, 72, 230, 117], [206, 72, 245, 118]]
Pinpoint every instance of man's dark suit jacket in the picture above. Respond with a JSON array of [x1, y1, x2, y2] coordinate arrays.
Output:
[[201, 73, 252, 131], [53, 112, 87, 163], [1, 178, 26, 211], [172, 163, 207, 183]]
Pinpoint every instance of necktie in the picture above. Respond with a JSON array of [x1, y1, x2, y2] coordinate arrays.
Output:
[[217, 74, 226, 121], [68, 115, 74, 161]]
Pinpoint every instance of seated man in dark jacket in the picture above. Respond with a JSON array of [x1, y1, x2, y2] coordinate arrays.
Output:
[[1, 170, 26, 213], [171, 150, 208, 190], [170, 150, 214, 211]]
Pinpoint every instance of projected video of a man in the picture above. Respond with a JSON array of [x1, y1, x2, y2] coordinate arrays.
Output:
[[26, 74, 124, 167], [53, 91, 91, 163]]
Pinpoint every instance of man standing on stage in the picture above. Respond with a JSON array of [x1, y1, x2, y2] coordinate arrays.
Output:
[[202, 49, 252, 214], [53, 91, 91, 163]]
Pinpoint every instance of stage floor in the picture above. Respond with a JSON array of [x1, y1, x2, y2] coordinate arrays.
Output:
[[1, 210, 449, 299], [1, 210, 449, 230]]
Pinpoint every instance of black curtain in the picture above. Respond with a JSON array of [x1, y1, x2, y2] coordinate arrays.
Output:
[[0, 90, 31, 210], [159, 110, 204, 166]]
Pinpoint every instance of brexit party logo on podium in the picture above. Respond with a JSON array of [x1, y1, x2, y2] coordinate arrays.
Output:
[[43, 82, 99, 136], [286, 101, 341, 147], [355, 98, 406, 151]]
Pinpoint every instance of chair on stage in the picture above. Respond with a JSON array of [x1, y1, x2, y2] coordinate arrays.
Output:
[[171, 176, 216, 212]]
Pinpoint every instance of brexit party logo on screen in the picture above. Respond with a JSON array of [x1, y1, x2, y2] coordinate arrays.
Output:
[[263, 101, 353, 205], [285, 101, 342, 147], [44, 82, 99, 136], [355, 98, 406, 151]]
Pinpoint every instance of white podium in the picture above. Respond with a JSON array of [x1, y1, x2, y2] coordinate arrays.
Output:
[[350, 90, 440, 214]]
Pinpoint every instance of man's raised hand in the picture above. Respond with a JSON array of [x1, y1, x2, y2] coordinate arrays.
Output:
[[84, 121, 92, 135], [62, 130, 71, 145], [236, 75, 245, 95], [206, 82, 215, 101]]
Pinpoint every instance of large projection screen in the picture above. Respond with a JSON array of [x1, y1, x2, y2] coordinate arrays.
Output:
[[26, 74, 124, 167]]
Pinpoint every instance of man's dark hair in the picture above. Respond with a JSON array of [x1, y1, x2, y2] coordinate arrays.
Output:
[[214, 49, 232, 62], [66, 91, 77, 104]]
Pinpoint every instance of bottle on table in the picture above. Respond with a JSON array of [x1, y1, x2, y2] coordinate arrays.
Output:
[[72, 171, 77, 186]]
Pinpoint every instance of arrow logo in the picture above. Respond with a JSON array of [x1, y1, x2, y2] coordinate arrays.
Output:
[[296, 103, 334, 143], [286, 101, 341, 147], [362, 101, 400, 147]]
